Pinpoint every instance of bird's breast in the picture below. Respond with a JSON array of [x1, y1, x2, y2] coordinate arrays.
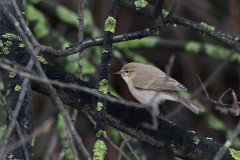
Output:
[[127, 83, 177, 106]]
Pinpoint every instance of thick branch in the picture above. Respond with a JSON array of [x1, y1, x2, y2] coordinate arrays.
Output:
[[31, 63, 235, 160]]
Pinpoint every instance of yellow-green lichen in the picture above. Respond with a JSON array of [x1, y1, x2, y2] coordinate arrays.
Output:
[[162, 9, 169, 18], [104, 16, 116, 33], [229, 148, 240, 160], [185, 41, 201, 54], [97, 102, 103, 111], [189, 130, 195, 133], [93, 140, 107, 160], [98, 79, 108, 94], [101, 49, 108, 53], [134, 0, 148, 10], [9, 72, 16, 78], [22, 12, 25, 15], [206, 137, 212, 140], [204, 43, 230, 60], [96, 130, 107, 138], [37, 55, 48, 64], [78, 99, 81, 103], [31, 134, 35, 147], [193, 136, 200, 144], [4, 41, 12, 47], [19, 43, 25, 48], [2, 33, 22, 41], [15, 21, 20, 26], [14, 85, 21, 91], [200, 22, 215, 31], [234, 37, 240, 41]]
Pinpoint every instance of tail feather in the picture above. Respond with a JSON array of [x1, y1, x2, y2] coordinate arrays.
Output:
[[176, 92, 204, 114]]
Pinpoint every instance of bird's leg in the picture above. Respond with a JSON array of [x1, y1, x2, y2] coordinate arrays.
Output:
[[142, 105, 159, 130]]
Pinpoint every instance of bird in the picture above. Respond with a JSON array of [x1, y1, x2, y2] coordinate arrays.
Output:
[[114, 62, 204, 116]]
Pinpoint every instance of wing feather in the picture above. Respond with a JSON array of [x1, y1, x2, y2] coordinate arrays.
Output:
[[132, 74, 187, 91]]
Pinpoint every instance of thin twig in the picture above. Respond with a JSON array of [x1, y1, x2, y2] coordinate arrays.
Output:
[[117, 132, 132, 160], [10, 0, 40, 47], [118, 131, 140, 160], [43, 129, 58, 160], [0, 56, 35, 159], [166, 0, 178, 19], [0, 94, 30, 160], [0, 60, 149, 110], [213, 120, 240, 160], [86, 115, 131, 160], [5, 118, 54, 156], [0, 2, 92, 159], [166, 50, 235, 119]]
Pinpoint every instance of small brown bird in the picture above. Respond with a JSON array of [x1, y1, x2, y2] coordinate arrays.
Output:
[[114, 62, 204, 115]]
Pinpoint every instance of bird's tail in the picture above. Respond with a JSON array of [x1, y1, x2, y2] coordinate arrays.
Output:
[[176, 92, 204, 114]]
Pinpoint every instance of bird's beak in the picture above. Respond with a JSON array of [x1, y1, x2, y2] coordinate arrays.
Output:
[[113, 71, 121, 74]]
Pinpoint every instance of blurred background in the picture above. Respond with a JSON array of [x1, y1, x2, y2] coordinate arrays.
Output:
[[1, 0, 240, 159]]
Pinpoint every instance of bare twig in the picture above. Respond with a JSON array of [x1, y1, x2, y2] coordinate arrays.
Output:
[[117, 132, 132, 160], [213, 120, 240, 160], [118, 131, 140, 160], [5, 118, 54, 156], [0, 2, 91, 159], [166, 0, 178, 19], [0, 56, 35, 159], [166, 50, 235, 119], [10, 0, 40, 47], [86, 115, 131, 160], [43, 129, 58, 160]]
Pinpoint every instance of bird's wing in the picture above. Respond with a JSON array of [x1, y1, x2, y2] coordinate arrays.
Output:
[[132, 75, 187, 91]]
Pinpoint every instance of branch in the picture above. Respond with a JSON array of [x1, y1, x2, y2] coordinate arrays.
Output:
[[29, 63, 237, 160]]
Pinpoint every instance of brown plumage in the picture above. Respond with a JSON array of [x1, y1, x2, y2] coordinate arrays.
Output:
[[114, 62, 204, 115]]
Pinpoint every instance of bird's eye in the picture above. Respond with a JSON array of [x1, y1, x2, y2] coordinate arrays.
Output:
[[125, 70, 129, 73]]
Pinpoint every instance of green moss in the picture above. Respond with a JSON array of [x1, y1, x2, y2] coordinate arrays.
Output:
[[56, 6, 79, 28], [97, 102, 103, 111], [9, 72, 16, 78], [96, 130, 107, 138], [134, 0, 148, 10], [162, 9, 169, 18], [205, 113, 225, 131], [93, 140, 107, 160], [19, 43, 25, 48], [37, 55, 48, 64], [104, 16, 116, 33], [229, 148, 240, 160], [26, 5, 49, 39], [98, 79, 108, 94], [14, 85, 21, 91], [31, 134, 35, 147], [185, 41, 201, 54], [193, 136, 200, 144], [101, 49, 108, 53], [200, 22, 215, 31]]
